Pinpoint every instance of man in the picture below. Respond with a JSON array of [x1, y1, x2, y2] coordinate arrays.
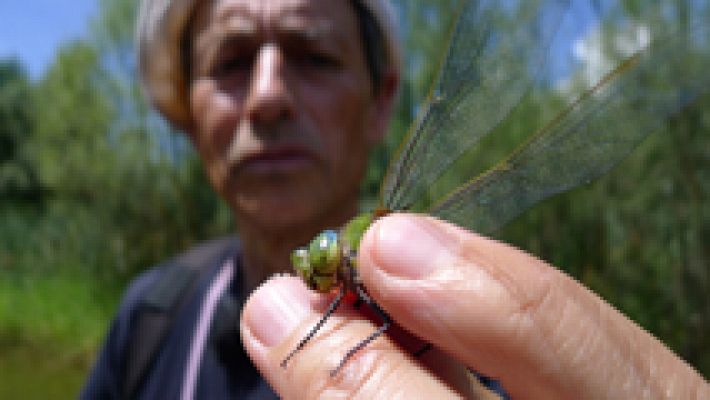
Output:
[[85, 0, 708, 398], [83, 0, 400, 398]]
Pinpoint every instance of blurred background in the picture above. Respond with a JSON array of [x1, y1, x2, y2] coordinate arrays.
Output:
[[0, 0, 708, 398]]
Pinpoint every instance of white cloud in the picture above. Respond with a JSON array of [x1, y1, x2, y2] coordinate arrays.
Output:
[[557, 23, 651, 94]]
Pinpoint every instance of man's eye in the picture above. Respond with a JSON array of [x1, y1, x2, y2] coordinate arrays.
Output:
[[212, 56, 252, 76], [302, 52, 340, 69]]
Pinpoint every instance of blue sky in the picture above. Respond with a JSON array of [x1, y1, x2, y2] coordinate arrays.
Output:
[[0, 0, 98, 79], [0, 0, 599, 83]]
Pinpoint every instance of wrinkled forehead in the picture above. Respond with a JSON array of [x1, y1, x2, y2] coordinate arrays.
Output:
[[189, 0, 361, 49]]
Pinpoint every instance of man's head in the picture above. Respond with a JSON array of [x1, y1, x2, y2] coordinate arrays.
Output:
[[137, 0, 400, 232]]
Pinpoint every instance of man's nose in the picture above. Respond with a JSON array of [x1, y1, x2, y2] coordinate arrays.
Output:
[[245, 44, 294, 125]]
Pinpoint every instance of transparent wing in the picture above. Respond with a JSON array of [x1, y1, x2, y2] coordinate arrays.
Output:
[[381, 0, 570, 211], [430, 22, 710, 235]]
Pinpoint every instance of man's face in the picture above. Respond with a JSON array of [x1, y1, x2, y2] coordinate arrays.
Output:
[[188, 0, 389, 230]]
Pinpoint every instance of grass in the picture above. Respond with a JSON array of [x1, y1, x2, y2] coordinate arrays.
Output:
[[0, 271, 119, 399]]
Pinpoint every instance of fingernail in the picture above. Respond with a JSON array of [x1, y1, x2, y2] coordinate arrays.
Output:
[[244, 278, 312, 347], [372, 215, 451, 279]]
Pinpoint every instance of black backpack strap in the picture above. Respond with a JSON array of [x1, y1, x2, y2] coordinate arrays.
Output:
[[123, 236, 239, 400]]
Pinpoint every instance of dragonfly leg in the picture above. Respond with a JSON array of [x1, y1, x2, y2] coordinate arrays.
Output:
[[413, 342, 433, 358], [281, 285, 347, 369], [330, 284, 392, 377]]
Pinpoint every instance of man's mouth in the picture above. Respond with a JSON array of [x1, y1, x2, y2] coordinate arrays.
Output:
[[235, 148, 317, 176]]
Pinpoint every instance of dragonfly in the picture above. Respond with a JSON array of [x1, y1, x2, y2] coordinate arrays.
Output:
[[281, 0, 710, 376]]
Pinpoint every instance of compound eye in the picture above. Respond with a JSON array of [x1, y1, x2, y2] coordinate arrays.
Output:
[[291, 247, 311, 281], [308, 230, 341, 275]]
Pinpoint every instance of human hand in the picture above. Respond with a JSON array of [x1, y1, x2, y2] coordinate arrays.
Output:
[[240, 213, 709, 399]]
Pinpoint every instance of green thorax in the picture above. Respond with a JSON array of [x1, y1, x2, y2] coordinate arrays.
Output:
[[340, 212, 374, 257]]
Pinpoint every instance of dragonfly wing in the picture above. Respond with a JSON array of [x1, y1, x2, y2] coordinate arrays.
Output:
[[381, 0, 570, 211], [430, 22, 710, 236]]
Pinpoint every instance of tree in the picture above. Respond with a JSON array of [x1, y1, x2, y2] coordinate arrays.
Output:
[[0, 59, 44, 205], [19, 0, 232, 280]]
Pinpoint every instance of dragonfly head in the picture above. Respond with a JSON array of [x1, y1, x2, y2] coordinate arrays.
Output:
[[291, 229, 341, 293]]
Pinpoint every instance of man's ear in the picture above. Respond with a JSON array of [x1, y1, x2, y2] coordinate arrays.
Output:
[[182, 91, 198, 144], [183, 121, 197, 144], [366, 70, 400, 146]]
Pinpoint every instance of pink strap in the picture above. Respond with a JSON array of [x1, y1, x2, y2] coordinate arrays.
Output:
[[181, 259, 235, 400]]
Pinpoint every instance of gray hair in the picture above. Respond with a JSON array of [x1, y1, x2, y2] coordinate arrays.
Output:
[[136, 0, 401, 130]]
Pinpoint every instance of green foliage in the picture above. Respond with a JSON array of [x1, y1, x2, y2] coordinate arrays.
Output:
[[0, 60, 44, 204], [0, 0, 231, 392], [0, 60, 31, 164], [0, 271, 113, 399], [30, 43, 113, 194], [0, 271, 115, 348], [1, 0, 232, 282]]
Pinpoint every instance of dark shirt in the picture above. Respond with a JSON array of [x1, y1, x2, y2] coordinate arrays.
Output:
[[81, 239, 277, 399], [82, 238, 508, 399]]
